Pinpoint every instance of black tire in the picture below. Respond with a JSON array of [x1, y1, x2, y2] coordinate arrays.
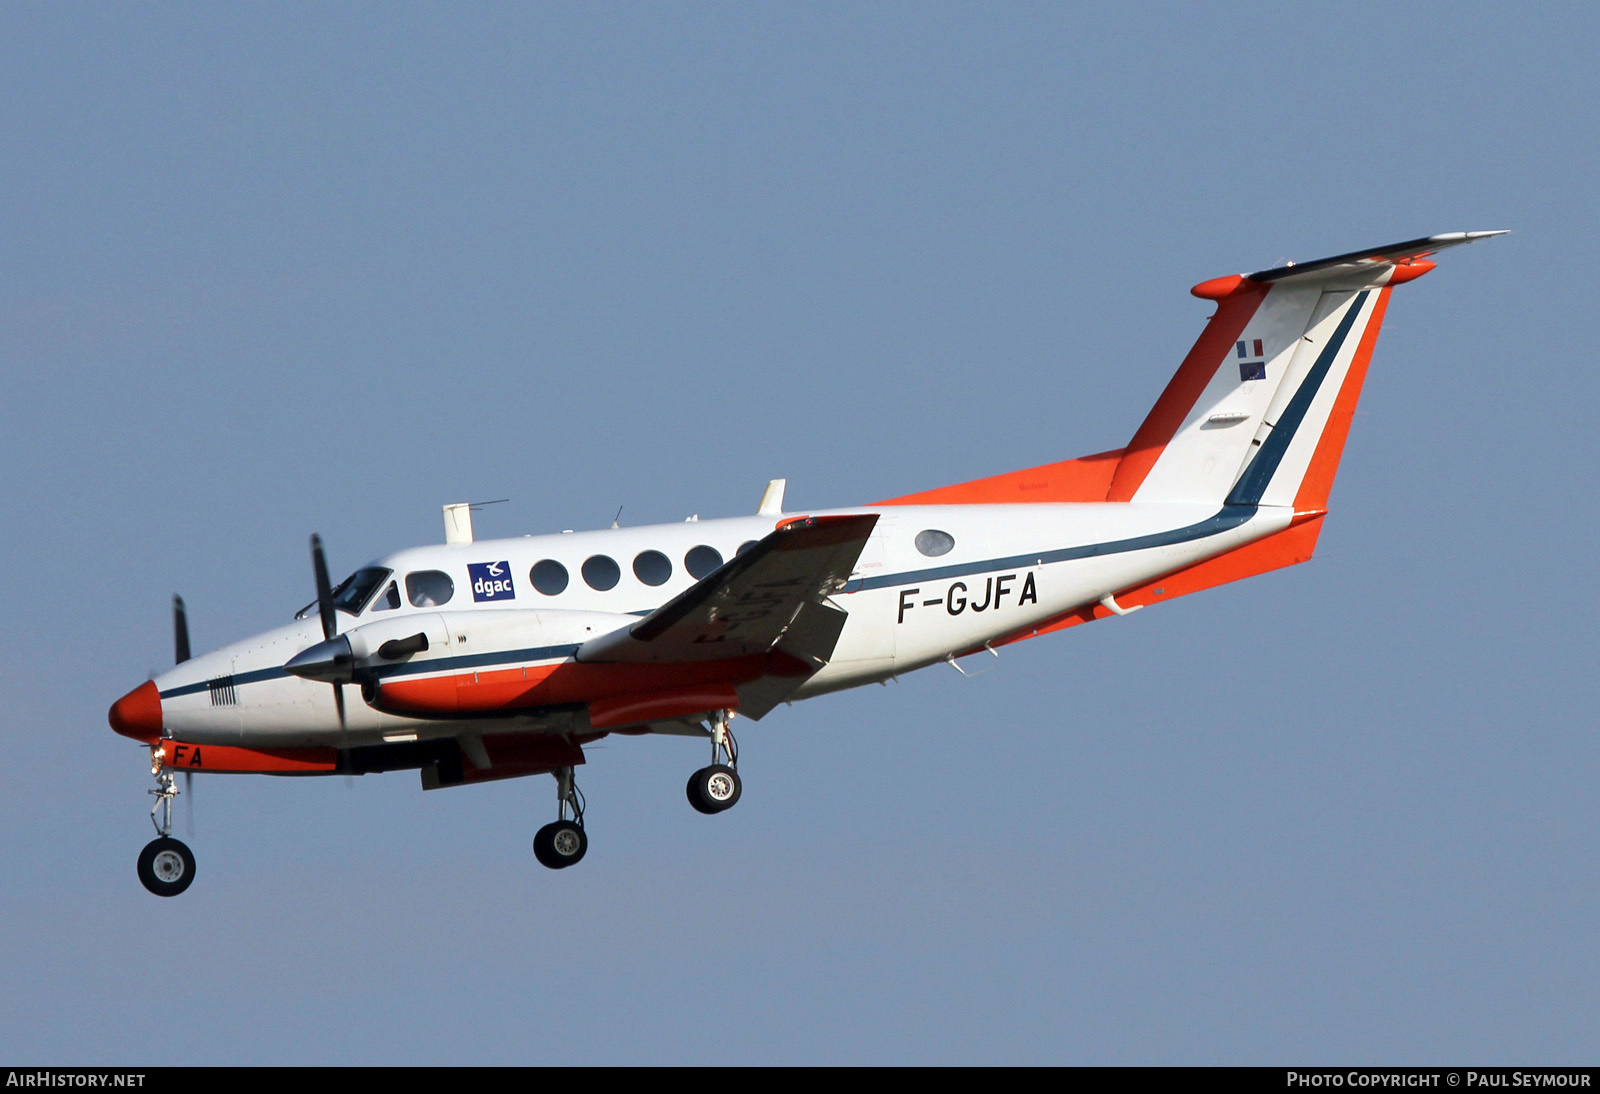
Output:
[[687, 764, 742, 814], [533, 821, 587, 869], [137, 837, 196, 897], [687, 770, 719, 814]]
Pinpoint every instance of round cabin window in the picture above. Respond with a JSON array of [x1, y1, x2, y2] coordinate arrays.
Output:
[[685, 545, 724, 579], [582, 555, 621, 591], [530, 559, 569, 596], [914, 529, 956, 557], [633, 550, 672, 587]]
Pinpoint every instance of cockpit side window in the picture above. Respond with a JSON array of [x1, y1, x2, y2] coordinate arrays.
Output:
[[406, 570, 455, 608], [370, 581, 401, 612]]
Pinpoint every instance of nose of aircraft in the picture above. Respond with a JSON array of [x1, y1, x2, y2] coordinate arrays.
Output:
[[109, 680, 164, 743]]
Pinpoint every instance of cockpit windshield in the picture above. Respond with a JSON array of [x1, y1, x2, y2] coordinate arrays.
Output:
[[294, 567, 394, 620]]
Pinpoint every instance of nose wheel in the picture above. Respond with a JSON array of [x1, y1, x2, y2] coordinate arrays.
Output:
[[533, 766, 588, 870], [137, 744, 197, 896], [687, 710, 742, 815]]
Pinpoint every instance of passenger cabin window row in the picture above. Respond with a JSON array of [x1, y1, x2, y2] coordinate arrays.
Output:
[[528, 544, 748, 596], [340, 531, 949, 615]]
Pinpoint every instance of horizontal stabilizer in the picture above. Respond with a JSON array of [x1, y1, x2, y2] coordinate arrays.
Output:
[[1245, 231, 1508, 285]]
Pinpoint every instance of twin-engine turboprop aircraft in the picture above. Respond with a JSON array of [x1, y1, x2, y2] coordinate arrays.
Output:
[[110, 231, 1502, 895]]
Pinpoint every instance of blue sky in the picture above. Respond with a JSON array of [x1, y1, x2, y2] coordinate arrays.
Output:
[[3, 3, 1595, 1064]]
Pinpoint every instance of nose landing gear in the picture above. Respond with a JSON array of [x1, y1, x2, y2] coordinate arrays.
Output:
[[686, 710, 742, 815], [138, 745, 196, 897]]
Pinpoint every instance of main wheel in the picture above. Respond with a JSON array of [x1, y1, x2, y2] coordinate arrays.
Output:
[[137, 837, 196, 897], [533, 821, 587, 870], [687, 764, 742, 815]]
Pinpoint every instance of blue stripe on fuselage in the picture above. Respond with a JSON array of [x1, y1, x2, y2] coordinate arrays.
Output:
[[162, 505, 1275, 700], [853, 505, 1259, 591]]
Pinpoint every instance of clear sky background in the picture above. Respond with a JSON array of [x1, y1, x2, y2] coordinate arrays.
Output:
[[3, 2, 1595, 1065]]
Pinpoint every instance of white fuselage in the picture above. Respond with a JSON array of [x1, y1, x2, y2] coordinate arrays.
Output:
[[153, 500, 1289, 746]]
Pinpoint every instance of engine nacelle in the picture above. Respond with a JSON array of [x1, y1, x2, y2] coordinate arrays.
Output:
[[283, 609, 635, 684]]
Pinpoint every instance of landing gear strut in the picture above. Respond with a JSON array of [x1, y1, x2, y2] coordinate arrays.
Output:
[[687, 710, 742, 815], [138, 744, 196, 897], [533, 766, 587, 870]]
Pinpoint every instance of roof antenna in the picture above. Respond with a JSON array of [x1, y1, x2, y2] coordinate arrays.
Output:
[[611, 505, 623, 529], [442, 498, 508, 544]]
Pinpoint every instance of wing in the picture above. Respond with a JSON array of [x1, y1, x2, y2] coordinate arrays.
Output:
[[576, 511, 876, 716], [579, 513, 877, 665]]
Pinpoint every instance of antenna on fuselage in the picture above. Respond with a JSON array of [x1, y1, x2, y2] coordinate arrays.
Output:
[[442, 498, 508, 544], [757, 479, 787, 516], [611, 505, 623, 529]]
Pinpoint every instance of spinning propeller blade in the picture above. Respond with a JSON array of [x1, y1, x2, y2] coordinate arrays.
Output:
[[172, 596, 194, 832], [311, 534, 337, 642], [308, 534, 346, 728], [173, 595, 191, 664]]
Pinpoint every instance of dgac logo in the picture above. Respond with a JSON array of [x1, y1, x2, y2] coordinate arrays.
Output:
[[468, 560, 516, 602]]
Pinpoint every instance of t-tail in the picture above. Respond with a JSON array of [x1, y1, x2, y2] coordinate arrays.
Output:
[[875, 232, 1505, 639], [1108, 232, 1508, 511]]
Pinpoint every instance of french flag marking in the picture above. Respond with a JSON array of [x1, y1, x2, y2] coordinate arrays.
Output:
[[1236, 338, 1267, 381]]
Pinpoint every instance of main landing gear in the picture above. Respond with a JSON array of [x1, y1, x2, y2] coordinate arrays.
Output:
[[533, 766, 587, 870], [531, 710, 744, 872], [138, 745, 196, 897], [687, 710, 742, 815]]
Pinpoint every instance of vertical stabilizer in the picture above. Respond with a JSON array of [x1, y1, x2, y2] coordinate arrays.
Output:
[[1109, 232, 1506, 509], [1110, 280, 1321, 504]]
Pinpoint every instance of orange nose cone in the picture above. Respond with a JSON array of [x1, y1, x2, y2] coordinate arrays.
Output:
[[109, 680, 163, 743]]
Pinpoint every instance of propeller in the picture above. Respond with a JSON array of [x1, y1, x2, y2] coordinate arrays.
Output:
[[173, 595, 191, 664], [172, 595, 194, 834], [309, 534, 347, 728], [311, 534, 335, 641]]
